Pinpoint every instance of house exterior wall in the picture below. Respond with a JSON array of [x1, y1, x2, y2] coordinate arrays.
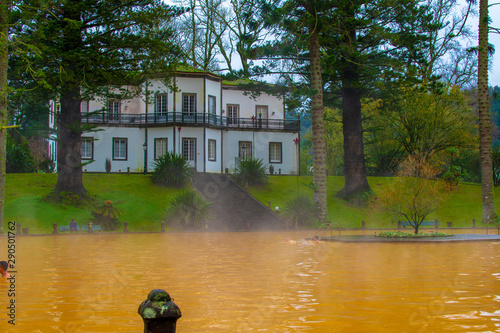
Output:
[[205, 128, 223, 173], [222, 88, 284, 119], [49, 71, 300, 175], [81, 127, 144, 173], [223, 131, 299, 174]]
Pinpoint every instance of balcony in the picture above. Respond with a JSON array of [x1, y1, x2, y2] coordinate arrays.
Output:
[[81, 112, 300, 132]]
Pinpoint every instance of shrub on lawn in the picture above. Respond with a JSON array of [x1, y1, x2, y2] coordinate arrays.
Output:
[[91, 200, 123, 231], [151, 152, 191, 187], [233, 157, 268, 186], [164, 190, 212, 229], [283, 193, 318, 228]]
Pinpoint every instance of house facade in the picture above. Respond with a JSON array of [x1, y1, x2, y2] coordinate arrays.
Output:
[[48, 70, 300, 174]]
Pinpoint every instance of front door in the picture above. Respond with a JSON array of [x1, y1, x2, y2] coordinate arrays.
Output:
[[183, 138, 196, 169]]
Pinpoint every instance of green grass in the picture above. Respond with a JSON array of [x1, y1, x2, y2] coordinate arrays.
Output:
[[4, 173, 184, 234], [2, 174, 494, 234], [249, 176, 489, 229]]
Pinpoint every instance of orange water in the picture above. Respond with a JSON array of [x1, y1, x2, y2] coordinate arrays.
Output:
[[1, 231, 500, 332]]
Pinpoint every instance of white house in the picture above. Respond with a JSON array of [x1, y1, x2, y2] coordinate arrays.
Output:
[[48, 69, 301, 174]]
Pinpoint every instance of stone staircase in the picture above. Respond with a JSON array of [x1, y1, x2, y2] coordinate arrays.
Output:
[[192, 172, 285, 231]]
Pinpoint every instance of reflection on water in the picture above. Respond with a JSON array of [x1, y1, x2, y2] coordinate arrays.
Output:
[[1, 231, 500, 332]]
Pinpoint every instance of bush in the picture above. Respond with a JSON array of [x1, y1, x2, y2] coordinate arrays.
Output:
[[164, 190, 211, 229], [233, 157, 268, 185], [375, 231, 453, 238], [105, 158, 112, 173], [7, 137, 35, 173], [151, 152, 191, 187], [91, 200, 122, 231], [283, 193, 318, 228]]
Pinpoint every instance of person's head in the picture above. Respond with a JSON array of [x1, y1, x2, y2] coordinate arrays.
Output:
[[0, 261, 8, 272], [314, 235, 320, 242]]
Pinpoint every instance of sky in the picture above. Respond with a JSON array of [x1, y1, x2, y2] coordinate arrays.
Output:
[[167, 0, 500, 86]]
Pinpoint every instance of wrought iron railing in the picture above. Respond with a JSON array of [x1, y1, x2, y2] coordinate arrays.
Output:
[[81, 112, 300, 131]]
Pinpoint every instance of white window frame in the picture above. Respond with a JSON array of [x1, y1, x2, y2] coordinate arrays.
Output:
[[155, 94, 168, 115], [256, 105, 269, 119], [81, 137, 94, 160], [108, 100, 121, 121], [208, 139, 216, 161], [269, 142, 282, 163], [182, 93, 196, 114], [155, 138, 168, 160], [208, 95, 216, 115], [81, 100, 89, 114], [239, 141, 252, 159], [113, 137, 128, 161], [227, 104, 239, 125]]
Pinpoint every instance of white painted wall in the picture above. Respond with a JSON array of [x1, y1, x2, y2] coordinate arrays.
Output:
[[223, 130, 299, 174], [205, 128, 223, 173], [222, 88, 284, 119], [50, 72, 299, 175], [82, 127, 144, 173]]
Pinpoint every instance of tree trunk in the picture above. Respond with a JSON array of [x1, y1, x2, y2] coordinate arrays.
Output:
[[0, 0, 7, 232], [309, 29, 328, 222], [478, 0, 495, 223], [338, 5, 370, 199], [340, 74, 371, 197], [55, 89, 86, 196], [55, 3, 86, 197]]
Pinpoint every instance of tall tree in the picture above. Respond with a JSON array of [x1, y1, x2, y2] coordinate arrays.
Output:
[[477, 0, 495, 222], [420, 0, 476, 87], [260, 0, 331, 221], [322, 0, 434, 199], [0, 0, 8, 232], [373, 86, 476, 161], [11, 0, 181, 200]]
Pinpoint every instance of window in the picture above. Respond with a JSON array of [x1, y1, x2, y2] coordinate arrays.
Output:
[[239, 141, 252, 159], [182, 93, 196, 114], [183, 138, 196, 164], [208, 95, 216, 115], [155, 94, 168, 115], [269, 142, 282, 163], [113, 138, 127, 160], [108, 100, 121, 121], [208, 139, 216, 161], [81, 137, 94, 160], [256, 105, 268, 119], [155, 138, 168, 160], [81, 100, 89, 114], [227, 104, 239, 125]]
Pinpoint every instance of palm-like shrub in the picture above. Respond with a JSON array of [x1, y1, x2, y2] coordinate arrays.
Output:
[[233, 157, 269, 185], [283, 193, 318, 228], [151, 152, 191, 187], [164, 190, 212, 229], [91, 200, 123, 231]]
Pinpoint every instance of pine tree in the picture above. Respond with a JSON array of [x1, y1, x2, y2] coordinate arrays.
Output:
[[477, 0, 495, 222], [11, 0, 182, 200]]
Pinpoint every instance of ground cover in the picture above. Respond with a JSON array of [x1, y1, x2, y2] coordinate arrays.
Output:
[[249, 176, 489, 229], [375, 231, 453, 238], [2, 173, 494, 234], [4, 173, 184, 233]]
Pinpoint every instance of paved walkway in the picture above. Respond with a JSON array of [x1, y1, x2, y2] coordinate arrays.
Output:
[[320, 234, 500, 243]]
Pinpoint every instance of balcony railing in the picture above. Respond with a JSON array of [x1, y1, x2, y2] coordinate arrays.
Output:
[[81, 112, 300, 131]]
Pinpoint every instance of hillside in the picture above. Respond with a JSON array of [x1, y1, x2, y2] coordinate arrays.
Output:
[[2, 173, 493, 233]]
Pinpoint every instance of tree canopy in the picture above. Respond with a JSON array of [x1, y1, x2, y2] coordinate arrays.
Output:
[[10, 0, 182, 199]]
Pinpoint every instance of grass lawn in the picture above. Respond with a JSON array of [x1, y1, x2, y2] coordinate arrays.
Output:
[[249, 176, 489, 229], [4, 173, 184, 234], [2, 173, 493, 234]]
